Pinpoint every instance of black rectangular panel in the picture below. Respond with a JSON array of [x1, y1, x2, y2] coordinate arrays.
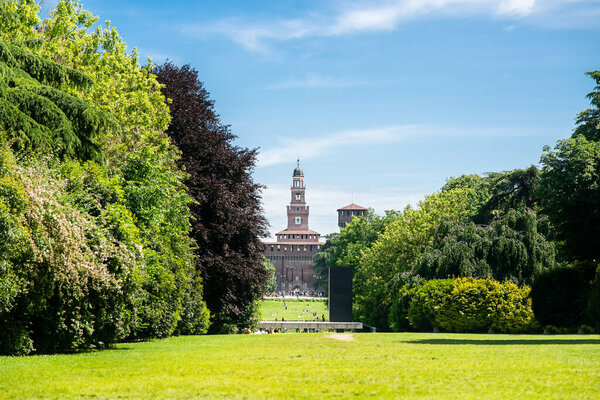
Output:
[[329, 267, 353, 322]]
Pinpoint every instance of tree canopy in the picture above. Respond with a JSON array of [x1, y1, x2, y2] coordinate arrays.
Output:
[[0, 0, 211, 355], [153, 62, 268, 333]]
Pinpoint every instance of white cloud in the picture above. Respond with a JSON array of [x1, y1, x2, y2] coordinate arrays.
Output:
[[257, 124, 537, 168], [496, 0, 536, 16], [183, 0, 600, 52], [257, 125, 422, 168]]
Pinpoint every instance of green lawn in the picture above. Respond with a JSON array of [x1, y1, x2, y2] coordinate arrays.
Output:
[[261, 299, 328, 321], [1, 333, 599, 399]]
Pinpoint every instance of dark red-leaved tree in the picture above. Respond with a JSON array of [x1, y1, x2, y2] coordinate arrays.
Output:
[[153, 62, 268, 333]]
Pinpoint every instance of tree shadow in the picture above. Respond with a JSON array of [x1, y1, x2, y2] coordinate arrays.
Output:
[[406, 337, 600, 345]]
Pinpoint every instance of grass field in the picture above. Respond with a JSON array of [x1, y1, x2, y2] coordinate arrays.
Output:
[[261, 299, 328, 321], [1, 333, 599, 399]]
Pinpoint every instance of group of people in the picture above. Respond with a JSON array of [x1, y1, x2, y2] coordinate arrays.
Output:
[[264, 291, 325, 298]]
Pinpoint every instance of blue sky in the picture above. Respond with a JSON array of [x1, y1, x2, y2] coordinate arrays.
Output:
[[51, 0, 600, 238]]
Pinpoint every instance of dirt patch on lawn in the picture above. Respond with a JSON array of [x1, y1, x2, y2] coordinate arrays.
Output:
[[323, 334, 356, 342]]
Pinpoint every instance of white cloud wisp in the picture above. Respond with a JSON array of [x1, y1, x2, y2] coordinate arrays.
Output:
[[180, 0, 598, 52], [257, 124, 538, 168]]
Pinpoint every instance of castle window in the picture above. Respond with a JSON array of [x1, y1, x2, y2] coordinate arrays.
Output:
[[296, 193, 301, 200], [295, 217, 301, 224]]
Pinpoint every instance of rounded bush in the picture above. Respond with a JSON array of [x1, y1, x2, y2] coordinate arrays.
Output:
[[407, 278, 534, 333]]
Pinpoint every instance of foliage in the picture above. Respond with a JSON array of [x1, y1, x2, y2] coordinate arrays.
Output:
[[413, 209, 556, 284], [388, 274, 425, 332], [538, 135, 600, 261], [0, 0, 39, 42], [354, 188, 478, 330], [407, 279, 453, 332], [0, 38, 111, 162], [0, 0, 210, 353], [530, 261, 597, 329], [153, 62, 267, 333], [572, 71, 600, 141], [264, 258, 277, 293], [407, 278, 534, 333], [34, 0, 172, 164], [474, 166, 540, 224], [437, 278, 534, 333], [313, 209, 398, 293], [443, 166, 541, 225], [587, 266, 600, 333], [0, 144, 138, 355]]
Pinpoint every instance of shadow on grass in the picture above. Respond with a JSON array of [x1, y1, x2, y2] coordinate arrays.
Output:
[[406, 338, 600, 345]]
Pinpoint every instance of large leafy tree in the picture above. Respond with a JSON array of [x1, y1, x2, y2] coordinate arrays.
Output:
[[355, 188, 479, 329], [537, 71, 600, 261], [313, 209, 398, 292], [413, 209, 557, 284], [572, 71, 600, 141], [538, 135, 600, 261], [0, 0, 209, 354], [443, 166, 541, 225], [153, 62, 268, 333]]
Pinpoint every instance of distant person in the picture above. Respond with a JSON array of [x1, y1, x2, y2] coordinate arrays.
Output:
[[321, 314, 325, 322]]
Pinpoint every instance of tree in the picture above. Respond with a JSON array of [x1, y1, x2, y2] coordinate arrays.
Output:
[[354, 187, 479, 330], [538, 136, 600, 261], [264, 258, 277, 293], [0, 38, 110, 162], [0, 0, 209, 353], [413, 209, 557, 285], [312, 209, 398, 293], [153, 62, 268, 333], [572, 71, 600, 141], [473, 166, 540, 224], [443, 166, 541, 225]]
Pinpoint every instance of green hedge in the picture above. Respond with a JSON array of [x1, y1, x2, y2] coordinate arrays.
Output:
[[405, 278, 534, 333], [531, 262, 597, 329]]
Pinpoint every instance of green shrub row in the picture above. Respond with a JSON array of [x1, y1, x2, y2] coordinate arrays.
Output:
[[391, 277, 535, 333], [531, 262, 600, 332]]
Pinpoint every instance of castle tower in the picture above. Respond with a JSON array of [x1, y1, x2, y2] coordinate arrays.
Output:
[[274, 160, 320, 243], [263, 161, 324, 292], [337, 203, 368, 229]]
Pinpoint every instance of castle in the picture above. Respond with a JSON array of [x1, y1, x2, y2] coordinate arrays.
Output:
[[263, 161, 366, 292]]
